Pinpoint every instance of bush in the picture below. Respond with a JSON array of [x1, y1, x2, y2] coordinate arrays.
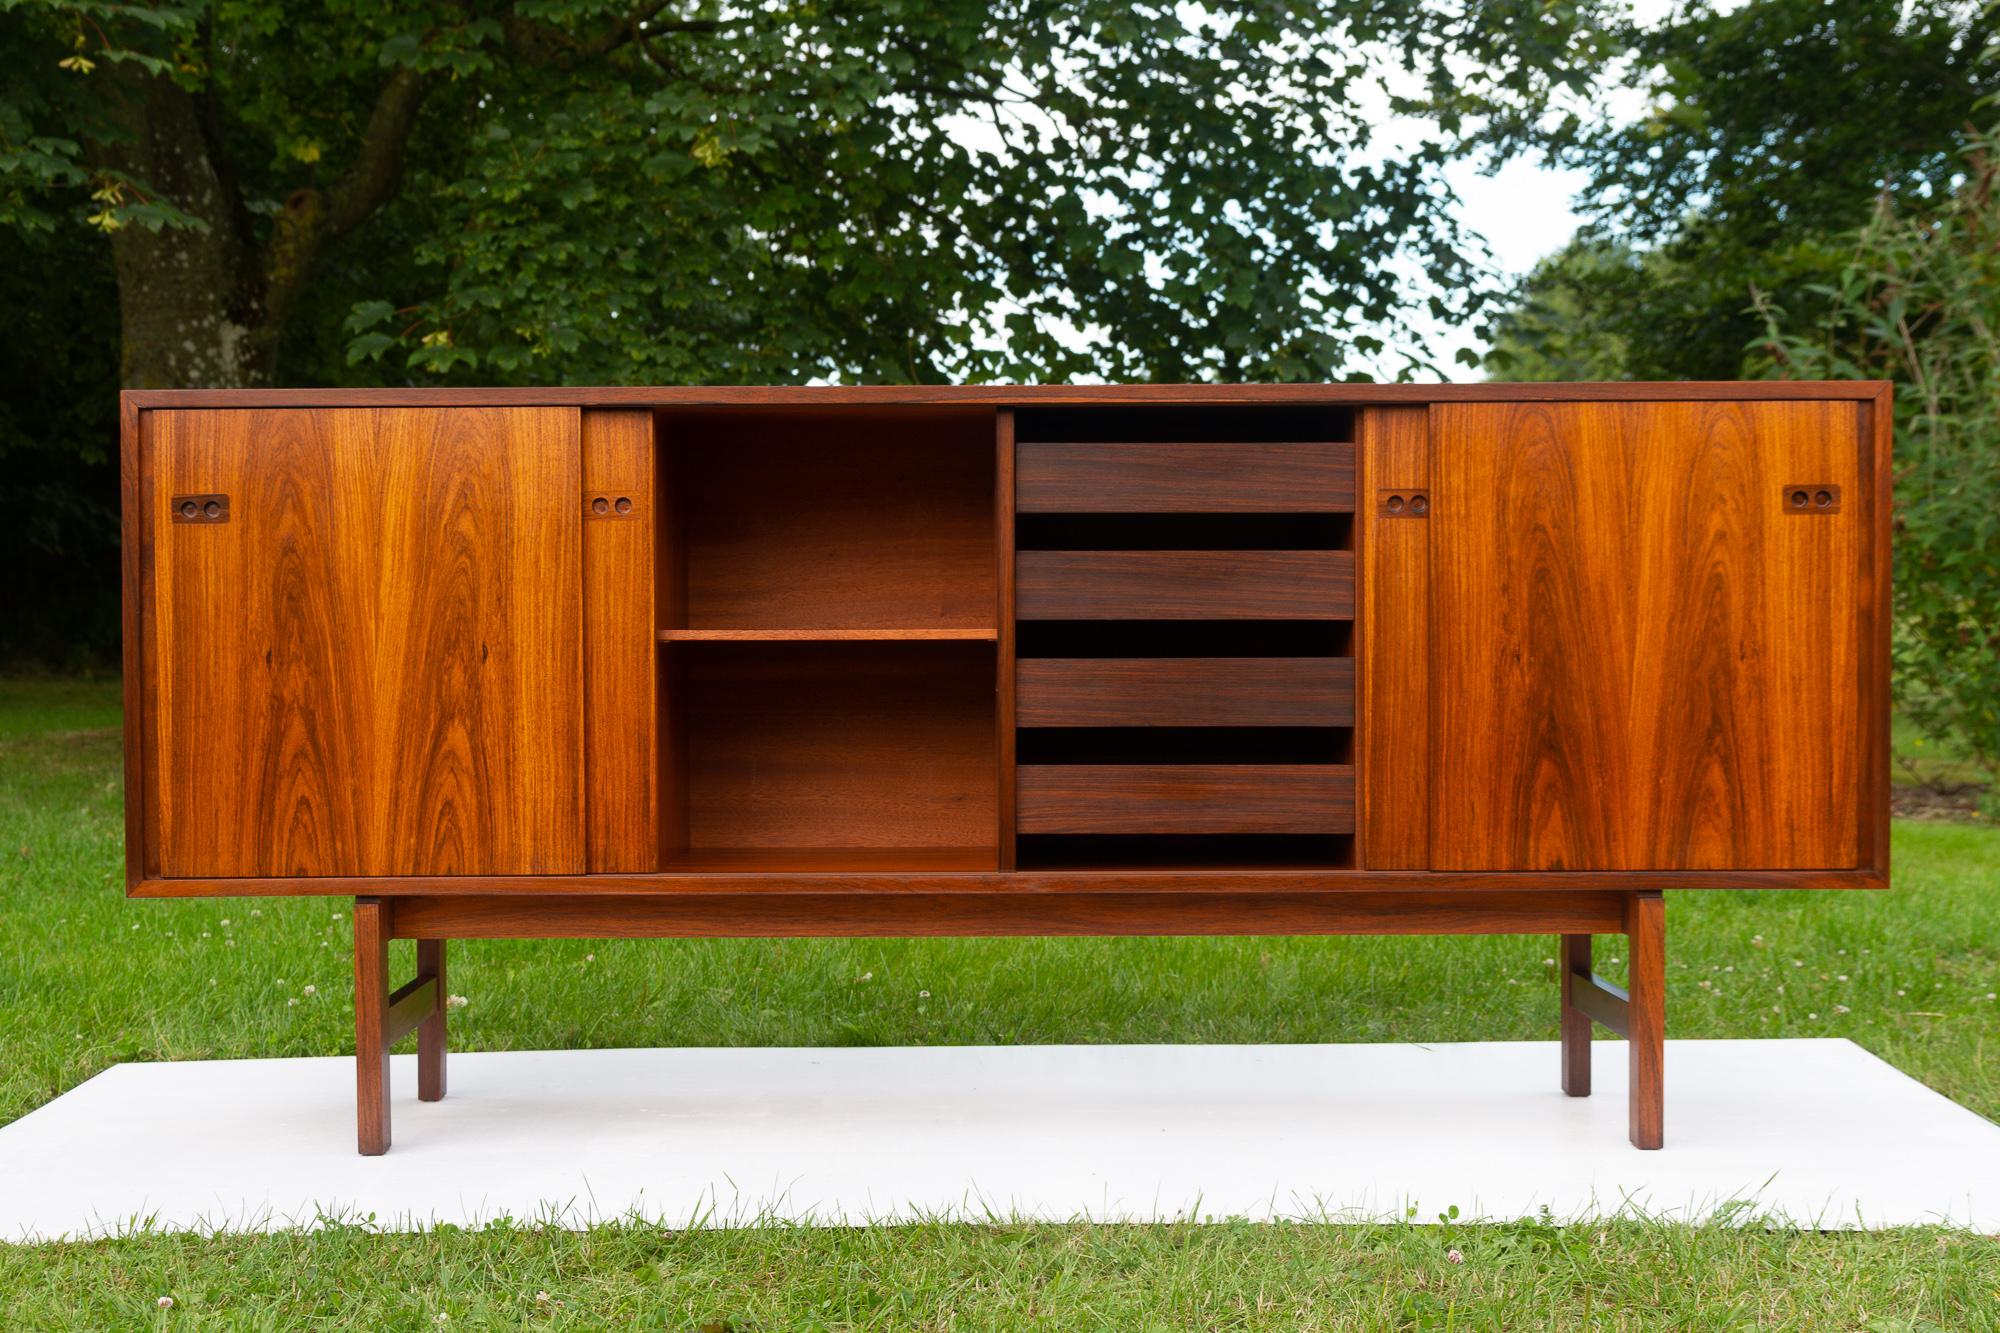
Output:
[[1753, 129, 2000, 811]]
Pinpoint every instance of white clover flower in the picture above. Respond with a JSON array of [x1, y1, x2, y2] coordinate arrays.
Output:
[[303, 984, 316, 996], [157, 1296, 174, 1309], [447, 994, 468, 1009]]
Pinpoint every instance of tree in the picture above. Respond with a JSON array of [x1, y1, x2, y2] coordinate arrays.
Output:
[[1482, 0, 1997, 381], [2, 1, 1617, 391]]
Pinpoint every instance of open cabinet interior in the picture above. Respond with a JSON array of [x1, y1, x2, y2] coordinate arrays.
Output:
[[658, 408, 995, 633], [654, 408, 999, 871]]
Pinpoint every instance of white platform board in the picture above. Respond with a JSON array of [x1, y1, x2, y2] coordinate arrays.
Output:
[[2, 1039, 1994, 1239]]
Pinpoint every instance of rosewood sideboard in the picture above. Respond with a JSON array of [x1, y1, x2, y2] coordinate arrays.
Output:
[[119, 383, 1891, 1154]]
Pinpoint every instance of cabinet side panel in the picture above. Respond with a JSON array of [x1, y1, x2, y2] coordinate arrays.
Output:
[[1430, 400, 1864, 871], [1358, 406, 1430, 869], [122, 398, 152, 886], [583, 409, 659, 872]]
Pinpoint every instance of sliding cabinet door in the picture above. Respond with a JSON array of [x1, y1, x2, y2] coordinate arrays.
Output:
[[147, 407, 583, 877], [1429, 400, 1868, 871]]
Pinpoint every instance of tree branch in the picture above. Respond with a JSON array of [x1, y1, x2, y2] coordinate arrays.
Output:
[[257, 65, 432, 361], [325, 65, 432, 238]]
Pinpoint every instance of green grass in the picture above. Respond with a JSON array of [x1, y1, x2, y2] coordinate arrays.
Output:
[[4, 1218, 1998, 1330], [2, 677, 1998, 1329], [1893, 711, 1994, 794]]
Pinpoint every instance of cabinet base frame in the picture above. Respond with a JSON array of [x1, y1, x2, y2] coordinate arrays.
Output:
[[352, 888, 1666, 1154]]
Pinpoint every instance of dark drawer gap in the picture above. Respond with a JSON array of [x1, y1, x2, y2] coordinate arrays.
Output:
[[1013, 406, 1353, 444], [1017, 513, 1350, 551], [1018, 727, 1352, 765], [1016, 834, 1354, 870], [1017, 621, 1351, 658]]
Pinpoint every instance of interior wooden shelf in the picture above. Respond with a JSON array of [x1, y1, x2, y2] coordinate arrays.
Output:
[[663, 847, 998, 872], [660, 628, 996, 642]]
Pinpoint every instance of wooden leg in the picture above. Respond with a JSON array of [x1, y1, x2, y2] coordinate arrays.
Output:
[[417, 939, 447, 1102], [1627, 891, 1665, 1150], [1559, 932, 1592, 1097], [354, 897, 391, 1156]]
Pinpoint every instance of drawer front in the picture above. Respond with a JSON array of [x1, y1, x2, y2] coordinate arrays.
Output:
[[1017, 658, 1353, 728], [1017, 442, 1354, 513], [1016, 551, 1353, 619], [1017, 764, 1355, 834]]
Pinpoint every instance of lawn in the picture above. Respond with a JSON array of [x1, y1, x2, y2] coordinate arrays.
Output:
[[1, 677, 1997, 1329]]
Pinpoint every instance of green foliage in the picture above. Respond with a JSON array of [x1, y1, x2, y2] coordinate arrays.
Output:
[[1753, 132, 2000, 808], [1483, 0, 1998, 381], [0, 1, 1622, 385], [0, 219, 120, 666]]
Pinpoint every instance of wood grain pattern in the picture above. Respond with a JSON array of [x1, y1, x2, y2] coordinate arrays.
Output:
[[131, 863, 1884, 897], [1627, 890, 1666, 1149], [1016, 659, 1353, 728], [387, 888, 1629, 940], [126, 382, 1890, 412], [659, 627, 994, 641], [416, 938, 446, 1102], [1560, 933, 1592, 1096], [354, 897, 390, 1155], [1017, 551, 1353, 620], [148, 407, 584, 877], [582, 410, 657, 872], [997, 410, 1019, 871], [122, 399, 152, 884], [1430, 400, 1866, 871], [1357, 406, 1430, 869], [680, 642, 997, 854], [1862, 386, 1894, 879], [1017, 764, 1354, 835], [1016, 442, 1355, 512], [672, 411, 993, 629]]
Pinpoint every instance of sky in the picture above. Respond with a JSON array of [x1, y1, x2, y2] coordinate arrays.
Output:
[[1421, 155, 1596, 377]]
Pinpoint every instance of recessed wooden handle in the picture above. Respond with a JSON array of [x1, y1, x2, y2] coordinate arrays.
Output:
[[170, 494, 229, 524], [585, 492, 641, 518], [1781, 483, 1841, 514], [1378, 489, 1428, 518]]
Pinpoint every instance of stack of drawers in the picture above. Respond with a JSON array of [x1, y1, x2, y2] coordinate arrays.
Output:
[[1011, 425, 1358, 868]]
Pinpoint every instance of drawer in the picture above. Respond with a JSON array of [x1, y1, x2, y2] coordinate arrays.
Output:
[[1016, 764, 1355, 834], [1015, 551, 1353, 619], [1016, 442, 1355, 512], [1016, 658, 1353, 728]]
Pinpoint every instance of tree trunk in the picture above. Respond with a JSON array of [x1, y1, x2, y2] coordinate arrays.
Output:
[[96, 69, 268, 389]]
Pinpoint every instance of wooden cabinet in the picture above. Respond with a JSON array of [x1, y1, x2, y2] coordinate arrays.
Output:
[[119, 384, 1890, 1153]]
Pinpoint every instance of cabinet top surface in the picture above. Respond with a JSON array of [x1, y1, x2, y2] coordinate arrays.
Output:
[[124, 381, 1890, 411]]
